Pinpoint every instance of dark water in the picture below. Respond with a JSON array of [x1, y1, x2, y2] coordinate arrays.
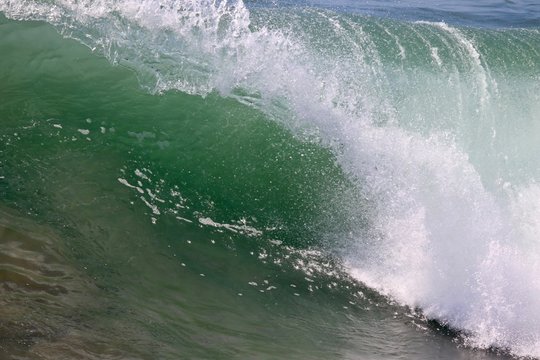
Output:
[[0, 0, 539, 359]]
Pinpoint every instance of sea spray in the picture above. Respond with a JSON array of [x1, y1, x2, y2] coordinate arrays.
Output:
[[1, 0, 540, 357]]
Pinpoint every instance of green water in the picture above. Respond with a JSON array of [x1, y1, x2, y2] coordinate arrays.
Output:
[[0, 17, 358, 359], [1, 0, 539, 358], [0, 16, 501, 360]]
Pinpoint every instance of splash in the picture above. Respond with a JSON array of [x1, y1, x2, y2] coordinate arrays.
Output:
[[2, 0, 540, 357]]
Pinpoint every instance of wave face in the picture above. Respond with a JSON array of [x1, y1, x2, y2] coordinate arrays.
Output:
[[1, 0, 540, 358]]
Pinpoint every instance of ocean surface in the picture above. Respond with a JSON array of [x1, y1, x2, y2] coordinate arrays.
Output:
[[0, 0, 539, 359]]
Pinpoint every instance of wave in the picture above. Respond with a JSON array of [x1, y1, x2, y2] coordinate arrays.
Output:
[[1, 0, 540, 357]]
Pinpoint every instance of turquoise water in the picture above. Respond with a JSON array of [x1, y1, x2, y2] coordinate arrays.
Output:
[[0, 1, 539, 359]]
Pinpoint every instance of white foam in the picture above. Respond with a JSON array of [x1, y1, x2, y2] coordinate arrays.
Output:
[[3, 1, 539, 356], [198, 216, 262, 237]]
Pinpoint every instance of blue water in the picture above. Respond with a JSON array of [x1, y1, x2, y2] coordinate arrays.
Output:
[[249, 0, 540, 27]]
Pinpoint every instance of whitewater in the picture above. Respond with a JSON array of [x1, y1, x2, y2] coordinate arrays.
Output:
[[1, 0, 540, 358]]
